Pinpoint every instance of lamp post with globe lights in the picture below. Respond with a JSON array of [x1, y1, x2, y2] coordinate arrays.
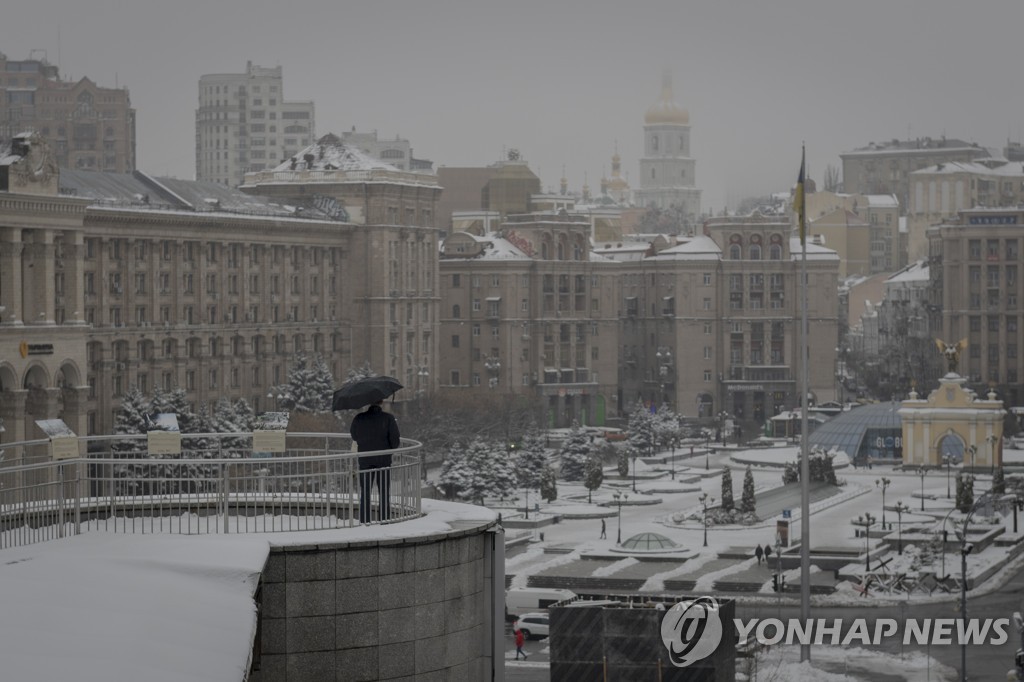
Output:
[[917, 467, 928, 511], [699, 492, 714, 547], [856, 513, 877, 570], [484, 356, 501, 389], [893, 501, 910, 554], [876, 477, 891, 530], [612, 491, 628, 544], [943, 454, 953, 499]]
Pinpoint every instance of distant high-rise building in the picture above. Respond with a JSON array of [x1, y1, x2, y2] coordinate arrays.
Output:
[[0, 51, 136, 173], [634, 71, 701, 229], [840, 136, 988, 213], [196, 62, 315, 187]]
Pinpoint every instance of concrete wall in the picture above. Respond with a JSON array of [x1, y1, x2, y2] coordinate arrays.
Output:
[[251, 520, 500, 682]]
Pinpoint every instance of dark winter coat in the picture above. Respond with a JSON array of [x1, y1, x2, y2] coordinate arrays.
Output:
[[350, 405, 400, 469]]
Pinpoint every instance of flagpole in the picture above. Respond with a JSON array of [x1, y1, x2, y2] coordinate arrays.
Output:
[[798, 145, 812, 663]]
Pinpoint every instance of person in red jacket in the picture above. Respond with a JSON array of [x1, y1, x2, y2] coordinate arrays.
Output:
[[514, 627, 527, 660]]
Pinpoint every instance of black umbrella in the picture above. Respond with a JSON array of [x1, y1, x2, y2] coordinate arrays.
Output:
[[331, 375, 403, 411]]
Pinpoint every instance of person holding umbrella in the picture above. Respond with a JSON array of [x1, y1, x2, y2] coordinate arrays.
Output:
[[350, 399, 401, 523]]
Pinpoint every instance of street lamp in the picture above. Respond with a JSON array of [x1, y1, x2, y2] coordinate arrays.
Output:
[[612, 491, 628, 544], [967, 444, 977, 471], [705, 430, 711, 470], [917, 467, 928, 512], [876, 477, 891, 530], [656, 347, 673, 405], [266, 391, 284, 411], [484, 356, 501, 389], [943, 454, 953, 499], [699, 492, 714, 547], [856, 512, 877, 570], [893, 501, 910, 554]]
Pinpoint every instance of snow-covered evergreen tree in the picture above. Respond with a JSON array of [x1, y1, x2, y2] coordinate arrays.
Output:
[[343, 361, 377, 384], [489, 445, 518, 502], [516, 429, 548, 489], [616, 447, 629, 477], [559, 421, 592, 480], [439, 444, 470, 499], [187, 402, 216, 454], [782, 461, 799, 485], [458, 438, 495, 505], [584, 453, 604, 503], [653, 404, 681, 454], [540, 465, 558, 502], [741, 466, 756, 513], [112, 386, 150, 453], [151, 388, 194, 432], [626, 401, 656, 459], [992, 466, 1006, 495], [720, 467, 734, 510], [308, 354, 335, 411], [276, 353, 332, 413]]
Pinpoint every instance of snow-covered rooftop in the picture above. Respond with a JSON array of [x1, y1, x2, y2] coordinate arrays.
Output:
[[271, 132, 399, 172], [647, 234, 721, 261], [885, 260, 929, 284], [912, 160, 1024, 177]]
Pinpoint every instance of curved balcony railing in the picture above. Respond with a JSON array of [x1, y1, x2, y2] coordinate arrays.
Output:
[[0, 432, 422, 550]]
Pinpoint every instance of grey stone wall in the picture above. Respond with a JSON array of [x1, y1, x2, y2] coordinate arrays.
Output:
[[250, 523, 498, 682]]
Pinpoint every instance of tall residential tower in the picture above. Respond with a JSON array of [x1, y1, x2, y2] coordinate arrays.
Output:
[[196, 62, 315, 187]]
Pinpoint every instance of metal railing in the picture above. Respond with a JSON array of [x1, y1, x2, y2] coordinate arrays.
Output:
[[0, 432, 422, 550]]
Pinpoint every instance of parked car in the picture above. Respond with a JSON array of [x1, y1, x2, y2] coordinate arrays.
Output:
[[505, 587, 575, 620], [513, 612, 550, 639]]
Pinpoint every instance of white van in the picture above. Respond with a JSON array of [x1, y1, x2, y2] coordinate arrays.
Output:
[[505, 587, 576, 620]]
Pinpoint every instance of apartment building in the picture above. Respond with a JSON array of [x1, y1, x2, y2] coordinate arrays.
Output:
[[196, 61, 315, 187], [617, 216, 840, 426], [438, 211, 621, 427], [0, 52, 136, 173], [929, 207, 1024, 405], [907, 160, 1024, 261], [841, 136, 987, 213]]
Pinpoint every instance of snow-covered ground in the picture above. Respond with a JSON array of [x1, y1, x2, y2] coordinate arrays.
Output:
[[498, 444, 1024, 677]]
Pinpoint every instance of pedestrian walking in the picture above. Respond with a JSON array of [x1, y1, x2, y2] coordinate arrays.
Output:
[[515, 627, 528, 660], [600, 518, 607, 539], [350, 399, 400, 524], [764, 543, 773, 563], [755, 544, 763, 565]]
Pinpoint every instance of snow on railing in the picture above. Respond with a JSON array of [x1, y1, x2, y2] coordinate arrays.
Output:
[[0, 432, 422, 550]]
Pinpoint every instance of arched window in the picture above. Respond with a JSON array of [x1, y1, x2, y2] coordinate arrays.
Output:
[[769, 244, 782, 260], [729, 244, 741, 260], [749, 245, 762, 260]]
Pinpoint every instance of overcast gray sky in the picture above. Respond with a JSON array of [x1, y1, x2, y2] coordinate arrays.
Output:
[[5, 0, 1023, 211]]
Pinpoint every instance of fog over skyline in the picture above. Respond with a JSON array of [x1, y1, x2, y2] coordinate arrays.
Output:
[[5, 0, 1023, 212]]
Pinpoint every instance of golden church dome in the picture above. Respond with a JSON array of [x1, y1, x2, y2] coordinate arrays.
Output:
[[645, 71, 689, 125]]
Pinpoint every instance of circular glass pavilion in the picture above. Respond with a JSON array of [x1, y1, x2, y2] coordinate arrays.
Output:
[[807, 402, 906, 466]]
